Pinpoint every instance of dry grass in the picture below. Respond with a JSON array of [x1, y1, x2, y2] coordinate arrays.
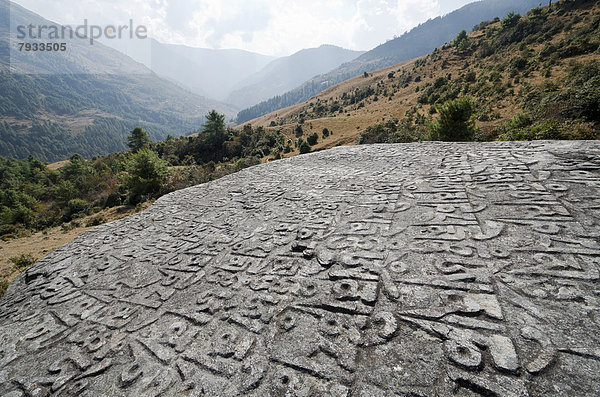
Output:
[[245, 3, 600, 150], [0, 203, 149, 290]]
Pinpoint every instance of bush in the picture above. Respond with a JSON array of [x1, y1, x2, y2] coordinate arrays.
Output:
[[0, 280, 8, 299], [498, 120, 560, 141], [499, 120, 599, 141], [299, 141, 312, 154], [507, 112, 533, 130], [123, 149, 170, 204], [562, 122, 599, 140], [0, 224, 19, 237], [307, 133, 319, 146], [501, 12, 521, 30], [511, 57, 528, 71], [358, 124, 390, 144], [10, 254, 37, 271], [67, 199, 91, 217], [453, 30, 469, 51], [428, 97, 476, 142], [86, 215, 107, 227]]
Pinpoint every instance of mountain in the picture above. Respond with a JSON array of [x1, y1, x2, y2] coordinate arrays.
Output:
[[106, 38, 275, 103], [235, 0, 543, 124], [225, 45, 364, 109], [0, 0, 236, 162], [245, 0, 599, 149]]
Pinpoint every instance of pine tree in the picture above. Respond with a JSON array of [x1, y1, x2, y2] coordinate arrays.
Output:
[[428, 97, 476, 142], [127, 127, 151, 152]]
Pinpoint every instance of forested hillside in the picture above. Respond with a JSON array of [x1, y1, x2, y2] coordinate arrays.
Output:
[[0, 0, 235, 162]]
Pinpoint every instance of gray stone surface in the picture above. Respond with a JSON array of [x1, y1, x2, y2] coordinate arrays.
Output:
[[2, 141, 600, 396]]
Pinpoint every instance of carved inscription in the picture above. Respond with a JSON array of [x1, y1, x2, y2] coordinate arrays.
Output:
[[1, 141, 600, 396]]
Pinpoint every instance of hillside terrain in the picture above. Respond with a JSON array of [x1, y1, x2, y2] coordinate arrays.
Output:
[[245, 0, 600, 151], [235, 0, 543, 124], [226, 45, 364, 109], [0, 0, 235, 162]]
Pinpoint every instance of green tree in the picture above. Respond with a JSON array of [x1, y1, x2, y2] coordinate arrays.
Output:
[[501, 12, 521, 30], [307, 133, 319, 146], [453, 30, 468, 49], [299, 140, 311, 154], [127, 127, 151, 152], [453, 30, 467, 44], [62, 154, 90, 186], [203, 110, 226, 135], [428, 97, 476, 142], [195, 110, 228, 163], [124, 149, 170, 204]]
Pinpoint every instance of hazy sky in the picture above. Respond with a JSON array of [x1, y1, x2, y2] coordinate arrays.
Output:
[[12, 0, 477, 56]]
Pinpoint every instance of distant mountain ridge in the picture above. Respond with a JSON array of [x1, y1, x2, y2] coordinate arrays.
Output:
[[235, 0, 543, 124], [106, 38, 275, 103], [244, 0, 600, 152], [226, 45, 364, 109], [0, 0, 235, 162]]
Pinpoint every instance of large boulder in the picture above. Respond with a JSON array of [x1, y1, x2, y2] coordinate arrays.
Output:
[[1, 141, 600, 396]]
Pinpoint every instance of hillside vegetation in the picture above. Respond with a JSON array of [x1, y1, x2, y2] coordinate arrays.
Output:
[[0, 112, 291, 298], [235, 0, 543, 124], [245, 0, 599, 149], [0, 0, 235, 162]]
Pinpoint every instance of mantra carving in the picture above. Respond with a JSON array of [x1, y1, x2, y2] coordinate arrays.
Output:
[[1, 141, 600, 396]]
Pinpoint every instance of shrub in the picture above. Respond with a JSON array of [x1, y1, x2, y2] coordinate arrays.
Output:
[[507, 112, 533, 130], [86, 216, 107, 227], [499, 120, 563, 141], [501, 12, 521, 30], [307, 133, 319, 146], [299, 141, 312, 154], [562, 122, 599, 140], [0, 280, 8, 299], [123, 149, 170, 204], [0, 224, 19, 237], [453, 30, 469, 51], [67, 199, 91, 217], [10, 254, 37, 271], [358, 124, 390, 144], [511, 57, 528, 71], [428, 97, 476, 141]]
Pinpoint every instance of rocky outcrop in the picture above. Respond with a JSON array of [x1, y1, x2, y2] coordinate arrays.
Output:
[[1, 141, 600, 396]]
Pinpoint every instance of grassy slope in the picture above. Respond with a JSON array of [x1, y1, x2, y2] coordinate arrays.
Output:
[[245, 0, 600, 154]]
